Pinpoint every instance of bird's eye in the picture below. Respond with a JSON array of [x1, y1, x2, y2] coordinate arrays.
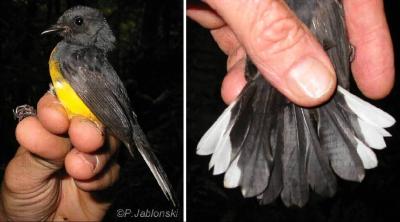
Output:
[[74, 16, 83, 26]]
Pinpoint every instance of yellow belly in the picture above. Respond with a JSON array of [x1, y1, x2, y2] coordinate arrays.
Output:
[[49, 55, 99, 123]]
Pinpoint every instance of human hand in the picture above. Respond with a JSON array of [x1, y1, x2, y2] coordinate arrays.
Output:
[[0, 93, 120, 221], [188, 0, 394, 107]]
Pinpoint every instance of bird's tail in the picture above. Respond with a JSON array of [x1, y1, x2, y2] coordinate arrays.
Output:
[[126, 124, 177, 207], [197, 73, 395, 207]]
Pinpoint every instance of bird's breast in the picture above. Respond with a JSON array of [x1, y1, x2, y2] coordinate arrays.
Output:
[[49, 48, 99, 123]]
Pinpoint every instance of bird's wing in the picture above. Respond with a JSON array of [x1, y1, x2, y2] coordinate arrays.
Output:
[[60, 47, 133, 141], [60, 47, 177, 206]]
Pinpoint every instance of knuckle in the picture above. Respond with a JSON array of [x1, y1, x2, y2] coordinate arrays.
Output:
[[249, 0, 305, 55]]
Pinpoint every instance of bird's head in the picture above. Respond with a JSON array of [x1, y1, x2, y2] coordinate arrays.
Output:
[[42, 6, 115, 52]]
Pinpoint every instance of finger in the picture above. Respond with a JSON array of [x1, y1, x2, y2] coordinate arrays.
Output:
[[65, 142, 117, 181], [221, 58, 247, 104], [15, 117, 71, 160], [37, 93, 69, 135], [211, 26, 242, 55], [3, 147, 63, 192], [226, 45, 246, 71], [204, 0, 336, 107], [188, 4, 241, 55], [343, 0, 394, 99], [187, 3, 225, 29], [69, 117, 104, 153], [74, 162, 120, 192]]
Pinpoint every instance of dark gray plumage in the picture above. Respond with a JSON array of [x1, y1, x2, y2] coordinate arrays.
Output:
[[197, 0, 395, 207]]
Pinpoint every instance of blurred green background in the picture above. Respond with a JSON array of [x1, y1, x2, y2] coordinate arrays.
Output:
[[0, 0, 182, 221]]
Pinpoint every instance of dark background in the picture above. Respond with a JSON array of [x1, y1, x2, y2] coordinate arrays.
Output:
[[0, 0, 182, 221], [187, 1, 400, 222]]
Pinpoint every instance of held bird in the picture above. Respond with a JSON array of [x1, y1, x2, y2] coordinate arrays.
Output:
[[197, 0, 395, 207], [42, 6, 177, 206]]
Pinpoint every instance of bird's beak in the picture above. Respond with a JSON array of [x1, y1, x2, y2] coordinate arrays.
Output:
[[41, 25, 66, 35]]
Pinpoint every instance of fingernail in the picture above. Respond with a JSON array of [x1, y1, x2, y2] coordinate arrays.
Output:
[[79, 152, 98, 172], [50, 101, 67, 113], [79, 118, 104, 136], [287, 57, 335, 99]]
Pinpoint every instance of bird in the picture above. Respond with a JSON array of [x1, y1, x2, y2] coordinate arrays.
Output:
[[197, 0, 395, 207], [41, 6, 176, 206]]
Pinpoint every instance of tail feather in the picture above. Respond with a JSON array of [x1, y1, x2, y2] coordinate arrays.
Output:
[[229, 82, 258, 158], [208, 120, 233, 175], [223, 154, 242, 188], [318, 100, 365, 182], [258, 110, 284, 205], [197, 101, 236, 156], [337, 86, 395, 128], [302, 108, 337, 198], [355, 117, 388, 150], [237, 78, 275, 197], [127, 127, 177, 207], [280, 105, 309, 207], [355, 138, 378, 169], [336, 88, 393, 150], [197, 75, 394, 206]]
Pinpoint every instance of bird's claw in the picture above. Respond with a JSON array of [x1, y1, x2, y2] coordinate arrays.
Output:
[[48, 83, 56, 95], [13, 105, 37, 122], [349, 44, 356, 63]]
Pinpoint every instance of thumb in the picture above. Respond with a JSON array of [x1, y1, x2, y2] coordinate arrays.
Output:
[[204, 0, 337, 107]]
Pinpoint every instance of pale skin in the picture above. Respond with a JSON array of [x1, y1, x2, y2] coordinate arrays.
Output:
[[0, 93, 119, 221], [188, 0, 394, 106]]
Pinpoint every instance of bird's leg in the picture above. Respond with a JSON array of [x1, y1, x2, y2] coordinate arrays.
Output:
[[349, 44, 356, 63], [48, 83, 56, 96], [13, 105, 37, 122]]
